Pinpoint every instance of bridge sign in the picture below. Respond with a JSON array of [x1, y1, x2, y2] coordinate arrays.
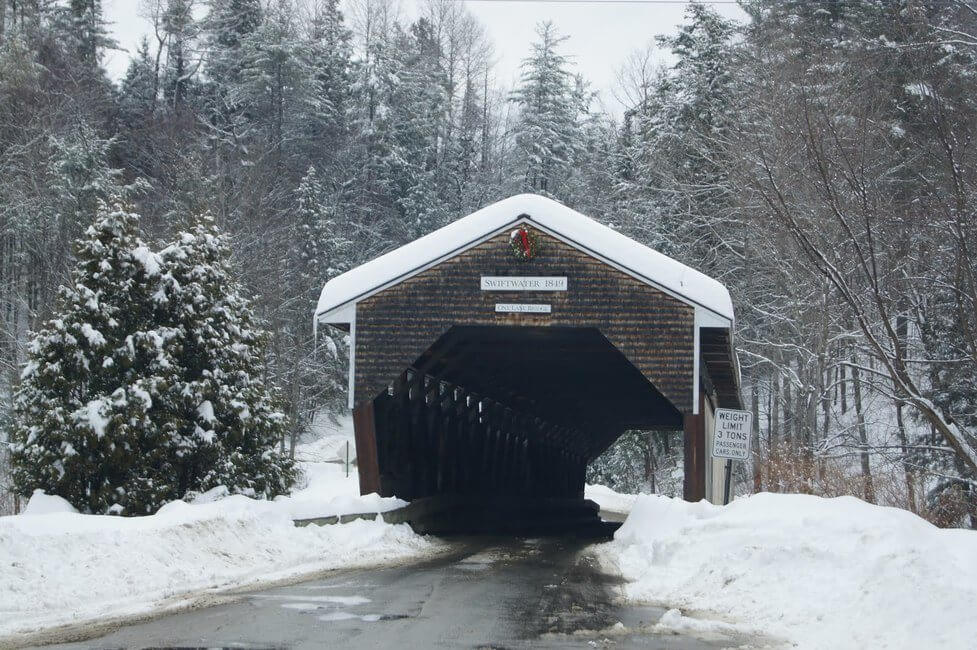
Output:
[[712, 408, 753, 460]]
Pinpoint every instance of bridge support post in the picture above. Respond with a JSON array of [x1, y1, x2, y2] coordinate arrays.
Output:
[[353, 400, 381, 495], [683, 392, 706, 501]]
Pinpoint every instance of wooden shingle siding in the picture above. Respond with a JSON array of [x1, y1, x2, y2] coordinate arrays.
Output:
[[355, 230, 695, 412]]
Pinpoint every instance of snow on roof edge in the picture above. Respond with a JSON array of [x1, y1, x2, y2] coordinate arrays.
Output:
[[315, 194, 734, 322]]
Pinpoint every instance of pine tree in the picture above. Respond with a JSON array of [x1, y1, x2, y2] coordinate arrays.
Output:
[[161, 0, 200, 113], [509, 22, 585, 202], [41, 127, 129, 306], [282, 166, 350, 451], [10, 200, 177, 514], [202, 0, 263, 169], [304, 0, 352, 154], [205, 0, 262, 88], [10, 203, 295, 513], [64, 0, 111, 75], [395, 19, 450, 240], [119, 37, 157, 125], [293, 165, 348, 299], [158, 218, 295, 499], [634, 2, 739, 270], [232, 0, 328, 171]]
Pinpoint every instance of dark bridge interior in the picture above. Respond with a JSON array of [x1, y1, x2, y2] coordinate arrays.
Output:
[[364, 326, 682, 504]]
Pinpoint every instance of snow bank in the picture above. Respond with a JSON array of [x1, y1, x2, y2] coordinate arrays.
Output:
[[20, 489, 78, 515], [272, 429, 405, 520], [274, 461, 406, 520], [0, 489, 437, 639], [1, 452, 431, 640], [600, 493, 977, 650], [585, 483, 639, 514]]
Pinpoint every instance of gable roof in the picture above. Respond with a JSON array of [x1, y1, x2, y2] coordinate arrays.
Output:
[[315, 194, 734, 323]]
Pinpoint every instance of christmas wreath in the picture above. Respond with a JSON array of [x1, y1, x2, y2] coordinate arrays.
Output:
[[509, 226, 540, 260]]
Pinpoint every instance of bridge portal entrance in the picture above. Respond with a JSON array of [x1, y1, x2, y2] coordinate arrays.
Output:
[[315, 195, 742, 527]]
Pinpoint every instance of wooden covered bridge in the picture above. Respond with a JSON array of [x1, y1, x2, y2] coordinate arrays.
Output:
[[315, 195, 742, 530]]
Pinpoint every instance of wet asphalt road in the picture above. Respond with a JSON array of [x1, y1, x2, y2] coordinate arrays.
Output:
[[38, 535, 756, 650]]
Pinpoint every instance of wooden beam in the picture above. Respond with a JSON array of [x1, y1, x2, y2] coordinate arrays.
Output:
[[683, 391, 706, 502], [353, 400, 381, 496]]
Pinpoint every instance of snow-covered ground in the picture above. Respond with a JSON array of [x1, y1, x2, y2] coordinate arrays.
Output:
[[0, 437, 436, 641], [585, 483, 639, 514], [599, 492, 977, 650], [300, 412, 357, 464], [273, 460, 406, 520]]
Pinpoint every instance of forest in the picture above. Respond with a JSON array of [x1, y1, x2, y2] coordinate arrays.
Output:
[[0, 0, 975, 527]]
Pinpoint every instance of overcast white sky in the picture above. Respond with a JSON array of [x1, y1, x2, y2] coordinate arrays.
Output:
[[102, 0, 747, 115]]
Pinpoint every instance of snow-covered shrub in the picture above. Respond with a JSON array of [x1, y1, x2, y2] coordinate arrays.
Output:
[[9, 202, 293, 514], [155, 219, 295, 501]]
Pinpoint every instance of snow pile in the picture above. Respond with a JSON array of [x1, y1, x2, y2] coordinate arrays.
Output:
[[270, 423, 404, 520], [0, 490, 438, 639], [600, 493, 977, 650], [585, 483, 638, 514], [20, 489, 78, 515], [273, 461, 406, 520]]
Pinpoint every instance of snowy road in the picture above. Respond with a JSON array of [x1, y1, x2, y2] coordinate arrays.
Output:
[[38, 535, 762, 649]]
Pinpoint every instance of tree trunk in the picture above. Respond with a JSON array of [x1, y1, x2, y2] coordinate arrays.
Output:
[[645, 431, 656, 493], [893, 312, 915, 512], [850, 355, 876, 503], [783, 369, 793, 450], [751, 381, 762, 492], [770, 371, 779, 490], [894, 400, 916, 511], [840, 361, 847, 414]]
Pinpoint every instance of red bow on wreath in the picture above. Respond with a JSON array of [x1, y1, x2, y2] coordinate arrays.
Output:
[[519, 229, 531, 257], [510, 227, 539, 260]]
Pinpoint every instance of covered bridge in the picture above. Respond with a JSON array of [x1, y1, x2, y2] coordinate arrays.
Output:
[[315, 194, 742, 524]]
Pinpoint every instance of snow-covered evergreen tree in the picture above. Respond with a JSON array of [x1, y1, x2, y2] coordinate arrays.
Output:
[[205, 0, 263, 87], [292, 165, 348, 299], [618, 2, 738, 269], [160, 0, 201, 113], [60, 0, 113, 78], [275, 166, 349, 453], [201, 0, 263, 165], [157, 218, 295, 499], [509, 22, 586, 203], [232, 0, 328, 170], [10, 200, 176, 514], [10, 203, 294, 513], [119, 37, 158, 125], [304, 0, 352, 153]]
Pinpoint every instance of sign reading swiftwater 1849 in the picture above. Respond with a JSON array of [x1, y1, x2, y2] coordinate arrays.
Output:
[[480, 276, 568, 291], [712, 408, 753, 460]]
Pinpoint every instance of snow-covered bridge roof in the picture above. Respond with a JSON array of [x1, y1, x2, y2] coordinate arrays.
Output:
[[315, 194, 733, 323]]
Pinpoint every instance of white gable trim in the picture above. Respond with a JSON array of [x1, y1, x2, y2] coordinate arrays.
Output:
[[316, 213, 733, 327], [316, 215, 524, 324], [528, 220, 733, 325]]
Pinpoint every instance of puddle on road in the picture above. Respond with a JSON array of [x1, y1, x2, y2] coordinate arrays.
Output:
[[251, 593, 370, 606], [319, 611, 381, 622], [296, 580, 369, 590], [140, 646, 286, 650], [252, 588, 412, 625], [279, 602, 332, 611], [318, 612, 409, 623], [456, 549, 498, 571]]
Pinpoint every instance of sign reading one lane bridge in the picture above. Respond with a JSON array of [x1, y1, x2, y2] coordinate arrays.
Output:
[[712, 408, 753, 460]]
